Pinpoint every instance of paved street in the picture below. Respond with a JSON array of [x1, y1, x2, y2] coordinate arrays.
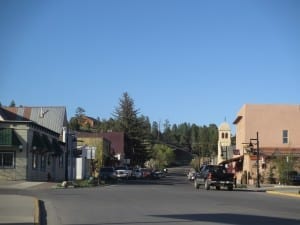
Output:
[[0, 167, 299, 225], [25, 168, 300, 225]]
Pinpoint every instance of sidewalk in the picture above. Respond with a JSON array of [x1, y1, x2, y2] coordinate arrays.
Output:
[[0, 194, 39, 224], [240, 184, 300, 198], [0, 181, 57, 225], [265, 185, 300, 198]]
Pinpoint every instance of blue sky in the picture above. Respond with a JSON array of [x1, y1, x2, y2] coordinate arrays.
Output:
[[1, 0, 299, 131]]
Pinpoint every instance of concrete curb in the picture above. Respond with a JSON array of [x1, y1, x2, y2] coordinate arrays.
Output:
[[34, 198, 40, 225], [266, 190, 300, 198]]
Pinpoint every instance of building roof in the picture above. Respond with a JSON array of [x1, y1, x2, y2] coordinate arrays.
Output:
[[260, 147, 300, 157], [219, 122, 231, 131], [233, 104, 300, 124], [0, 106, 68, 134]]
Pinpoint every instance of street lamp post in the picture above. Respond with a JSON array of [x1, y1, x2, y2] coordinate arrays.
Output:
[[249, 132, 260, 188], [198, 146, 201, 171]]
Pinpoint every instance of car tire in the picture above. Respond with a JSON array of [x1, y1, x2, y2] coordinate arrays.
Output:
[[204, 180, 210, 190], [194, 181, 200, 189]]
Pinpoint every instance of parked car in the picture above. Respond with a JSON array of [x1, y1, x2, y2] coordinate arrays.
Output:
[[141, 168, 152, 179], [194, 164, 234, 191], [132, 168, 143, 179], [290, 174, 300, 185], [99, 167, 116, 181], [115, 166, 131, 179], [151, 170, 164, 179]]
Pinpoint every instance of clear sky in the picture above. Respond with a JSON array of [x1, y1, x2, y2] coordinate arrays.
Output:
[[1, 0, 299, 131]]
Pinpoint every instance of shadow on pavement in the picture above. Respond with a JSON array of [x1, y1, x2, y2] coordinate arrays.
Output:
[[116, 176, 188, 186], [39, 200, 47, 225], [151, 213, 300, 225]]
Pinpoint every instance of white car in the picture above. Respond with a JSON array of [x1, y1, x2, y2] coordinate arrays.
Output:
[[115, 166, 131, 179]]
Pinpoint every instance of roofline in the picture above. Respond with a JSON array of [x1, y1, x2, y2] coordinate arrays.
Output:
[[233, 116, 242, 124], [0, 120, 60, 136]]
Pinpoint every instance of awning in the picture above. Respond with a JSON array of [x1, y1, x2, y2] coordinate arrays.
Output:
[[219, 155, 244, 165], [0, 128, 22, 146]]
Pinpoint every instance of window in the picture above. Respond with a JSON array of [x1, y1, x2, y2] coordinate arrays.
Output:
[[32, 153, 38, 169], [0, 152, 15, 168], [41, 154, 46, 171], [59, 155, 64, 168], [282, 130, 288, 144], [221, 132, 228, 139]]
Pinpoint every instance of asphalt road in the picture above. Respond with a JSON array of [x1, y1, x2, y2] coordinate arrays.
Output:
[[27, 167, 300, 225]]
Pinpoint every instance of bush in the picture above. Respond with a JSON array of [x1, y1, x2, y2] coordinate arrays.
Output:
[[74, 178, 98, 187]]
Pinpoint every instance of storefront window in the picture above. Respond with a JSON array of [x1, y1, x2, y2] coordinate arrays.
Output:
[[0, 152, 15, 168], [41, 154, 46, 171], [32, 152, 38, 169], [59, 155, 64, 168]]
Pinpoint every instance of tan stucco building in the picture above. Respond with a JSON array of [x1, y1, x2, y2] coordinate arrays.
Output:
[[232, 104, 300, 185]]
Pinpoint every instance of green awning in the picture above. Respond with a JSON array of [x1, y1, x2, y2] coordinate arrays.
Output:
[[0, 128, 22, 146]]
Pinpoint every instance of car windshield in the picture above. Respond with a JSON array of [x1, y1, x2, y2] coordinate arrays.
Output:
[[207, 166, 226, 173], [115, 167, 127, 170]]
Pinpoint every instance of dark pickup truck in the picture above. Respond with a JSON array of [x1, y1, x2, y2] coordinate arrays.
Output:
[[194, 165, 234, 191]]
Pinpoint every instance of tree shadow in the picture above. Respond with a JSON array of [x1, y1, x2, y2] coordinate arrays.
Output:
[[150, 213, 300, 225], [117, 177, 188, 186]]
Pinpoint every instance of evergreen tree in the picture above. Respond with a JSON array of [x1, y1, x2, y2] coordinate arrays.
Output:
[[113, 92, 146, 165], [9, 100, 16, 107], [178, 123, 191, 149], [151, 121, 159, 140], [75, 107, 85, 117], [208, 124, 218, 156]]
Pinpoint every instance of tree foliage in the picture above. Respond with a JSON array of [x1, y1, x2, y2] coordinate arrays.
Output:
[[151, 144, 175, 169], [113, 92, 150, 165], [68, 92, 219, 166], [9, 100, 16, 107], [75, 107, 86, 117]]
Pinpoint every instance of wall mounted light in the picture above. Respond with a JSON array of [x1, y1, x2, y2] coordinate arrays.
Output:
[[33, 146, 37, 151], [18, 145, 23, 152]]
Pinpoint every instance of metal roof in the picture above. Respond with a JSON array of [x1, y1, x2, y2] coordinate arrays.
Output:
[[1, 106, 68, 134]]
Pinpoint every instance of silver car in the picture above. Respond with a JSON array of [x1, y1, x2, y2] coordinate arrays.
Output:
[[115, 166, 131, 179]]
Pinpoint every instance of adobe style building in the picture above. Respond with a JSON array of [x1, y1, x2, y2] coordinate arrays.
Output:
[[232, 104, 300, 185]]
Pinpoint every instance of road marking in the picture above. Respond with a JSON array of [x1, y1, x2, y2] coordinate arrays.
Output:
[[266, 191, 300, 198]]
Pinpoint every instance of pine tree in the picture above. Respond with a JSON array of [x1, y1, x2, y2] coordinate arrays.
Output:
[[113, 92, 147, 165], [9, 100, 16, 107]]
